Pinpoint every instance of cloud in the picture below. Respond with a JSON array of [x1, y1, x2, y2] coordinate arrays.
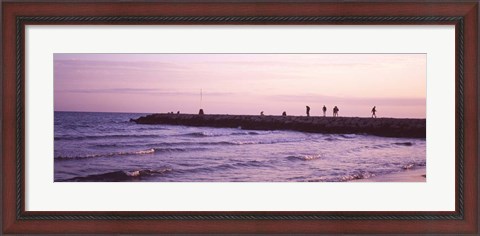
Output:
[[54, 59, 186, 72], [55, 88, 236, 96], [57, 88, 164, 94]]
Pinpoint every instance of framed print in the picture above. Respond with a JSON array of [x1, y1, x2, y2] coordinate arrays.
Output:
[[2, 0, 478, 234]]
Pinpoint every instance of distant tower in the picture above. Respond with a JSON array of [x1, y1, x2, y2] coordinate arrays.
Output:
[[198, 89, 204, 115]]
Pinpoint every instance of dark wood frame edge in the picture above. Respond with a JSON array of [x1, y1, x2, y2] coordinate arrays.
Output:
[[2, 1, 478, 234], [15, 16, 468, 222]]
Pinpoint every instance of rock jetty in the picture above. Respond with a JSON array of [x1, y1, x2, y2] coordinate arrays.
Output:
[[131, 114, 426, 138]]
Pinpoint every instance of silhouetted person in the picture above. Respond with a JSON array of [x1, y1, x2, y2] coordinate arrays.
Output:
[[199, 109, 204, 115], [282, 111, 287, 116], [371, 106, 377, 118], [333, 106, 339, 117], [322, 105, 327, 117], [306, 106, 310, 117], [260, 111, 264, 116], [177, 111, 180, 114]]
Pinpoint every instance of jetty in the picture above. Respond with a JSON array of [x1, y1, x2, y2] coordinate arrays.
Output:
[[131, 114, 426, 138]]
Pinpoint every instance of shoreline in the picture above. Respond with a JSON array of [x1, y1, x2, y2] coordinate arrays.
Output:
[[132, 113, 426, 138], [351, 168, 426, 182]]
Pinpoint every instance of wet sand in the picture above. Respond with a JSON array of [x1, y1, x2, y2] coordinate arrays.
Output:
[[352, 168, 426, 182]]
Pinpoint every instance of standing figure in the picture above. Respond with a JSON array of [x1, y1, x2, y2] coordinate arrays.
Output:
[[260, 111, 264, 116], [306, 106, 310, 117], [282, 111, 287, 116], [322, 105, 327, 117], [371, 106, 377, 118], [333, 106, 339, 117]]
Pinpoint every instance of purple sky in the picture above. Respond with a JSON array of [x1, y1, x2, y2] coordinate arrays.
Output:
[[54, 54, 426, 118]]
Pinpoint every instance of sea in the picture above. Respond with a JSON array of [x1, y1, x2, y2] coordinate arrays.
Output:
[[54, 111, 426, 182]]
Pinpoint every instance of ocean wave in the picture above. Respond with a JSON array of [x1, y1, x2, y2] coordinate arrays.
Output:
[[383, 141, 414, 147], [233, 138, 304, 145], [148, 141, 239, 146], [229, 138, 305, 145], [176, 160, 271, 174], [94, 143, 121, 148], [394, 142, 414, 146], [347, 141, 416, 153], [340, 134, 357, 139], [302, 172, 376, 182], [402, 161, 425, 169], [229, 140, 261, 145], [177, 164, 236, 174], [146, 141, 237, 147], [147, 138, 303, 147], [324, 137, 340, 142], [305, 171, 376, 182], [178, 132, 224, 137], [177, 130, 274, 138], [55, 147, 207, 160], [59, 168, 172, 182], [61, 124, 93, 129], [232, 160, 269, 167], [402, 163, 414, 169], [134, 126, 170, 131], [55, 134, 160, 141], [55, 148, 156, 160], [340, 172, 375, 181], [287, 154, 323, 161], [231, 131, 261, 136], [325, 134, 358, 141]]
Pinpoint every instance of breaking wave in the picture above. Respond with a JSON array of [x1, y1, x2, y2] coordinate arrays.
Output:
[[231, 131, 261, 135], [402, 161, 426, 169], [146, 138, 306, 147], [287, 154, 323, 161], [394, 142, 414, 146], [55, 147, 207, 160], [339, 172, 376, 181], [59, 168, 173, 182], [175, 160, 271, 175], [179, 131, 265, 137], [178, 132, 224, 137], [346, 141, 417, 153], [55, 134, 160, 141]]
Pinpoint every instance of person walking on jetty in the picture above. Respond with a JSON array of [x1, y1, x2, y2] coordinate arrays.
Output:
[[322, 105, 327, 117], [333, 106, 339, 117], [306, 106, 310, 117], [371, 106, 377, 118]]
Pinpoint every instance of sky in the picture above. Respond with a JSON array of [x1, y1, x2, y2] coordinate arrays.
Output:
[[54, 53, 426, 118]]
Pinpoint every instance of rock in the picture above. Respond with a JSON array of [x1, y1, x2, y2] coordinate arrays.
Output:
[[132, 113, 426, 138]]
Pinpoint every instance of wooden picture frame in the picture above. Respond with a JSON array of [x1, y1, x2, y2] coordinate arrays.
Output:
[[2, 0, 478, 234]]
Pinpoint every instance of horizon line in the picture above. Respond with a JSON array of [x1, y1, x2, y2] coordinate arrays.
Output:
[[54, 110, 426, 119]]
